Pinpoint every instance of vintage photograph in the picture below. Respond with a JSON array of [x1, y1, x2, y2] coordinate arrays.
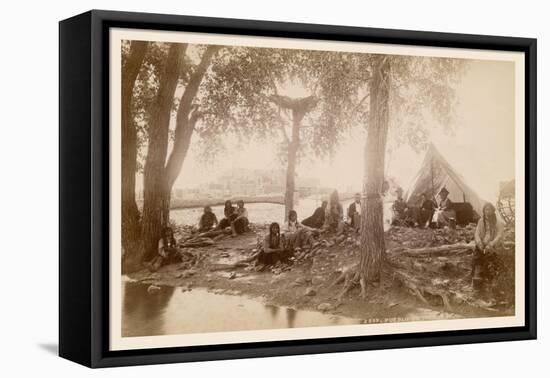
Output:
[[111, 30, 524, 349]]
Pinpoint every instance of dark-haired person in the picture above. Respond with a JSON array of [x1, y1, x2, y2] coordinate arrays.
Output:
[[347, 192, 362, 232], [198, 206, 218, 232], [257, 222, 291, 265], [324, 190, 345, 235], [284, 210, 314, 250], [433, 187, 456, 228], [147, 227, 180, 272], [231, 200, 249, 236], [218, 200, 237, 230], [391, 187, 410, 226], [302, 200, 328, 229], [417, 193, 436, 228], [472, 203, 504, 292]]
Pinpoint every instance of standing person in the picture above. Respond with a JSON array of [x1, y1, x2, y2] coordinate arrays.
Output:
[[417, 193, 436, 228], [231, 200, 249, 236], [324, 190, 344, 235], [347, 192, 362, 231], [432, 187, 456, 228], [302, 200, 328, 229], [147, 226, 180, 272], [284, 210, 314, 250], [198, 205, 218, 232], [218, 200, 237, 230], [472, 203, 504, 293]]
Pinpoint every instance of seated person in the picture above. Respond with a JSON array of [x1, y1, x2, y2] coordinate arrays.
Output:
[[302, 200, 328, 229], [391, 188, 411, 226], [417, 193, 436, 228], [347, 192, 362, 232], [323, 190, 345, 235], [472, 203, 504, 292], [231, 200, 249, 236], [147, 226, 180, 272], [257, 222, 292, 265], [284, 210, 314, 250], [198, 205, 218, 232], [432, 187, 457, 228], [218, 200, 237, 230]]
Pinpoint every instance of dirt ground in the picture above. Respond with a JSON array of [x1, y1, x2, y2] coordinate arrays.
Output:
[[128, 222, 515, 323]]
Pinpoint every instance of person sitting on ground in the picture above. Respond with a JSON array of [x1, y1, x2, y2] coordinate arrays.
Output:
[[347, 192, 362, 232], [197, 205, 218, 233], [472, 202, 504, 293], [323, 190, 345, 235], [231, 200, 250, 236], [417, 193, 436, 228], [302, 200, 328, 229], [391, 187, 411, 226], [284, 210, 315, 250], [147, 226, 180, 272], [257, 222, 292, 265], [218, 200, 237, 230], [432, 187, 457, 228]]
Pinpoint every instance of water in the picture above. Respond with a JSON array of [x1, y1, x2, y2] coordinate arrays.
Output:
[[122, 282, 361, 337], [170, 198, 393, 230], [170, 198, 325, 227]]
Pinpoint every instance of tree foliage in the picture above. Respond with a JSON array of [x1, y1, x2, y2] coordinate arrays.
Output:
[[198, 47, 372, 162], [387, 56, 467, 153]]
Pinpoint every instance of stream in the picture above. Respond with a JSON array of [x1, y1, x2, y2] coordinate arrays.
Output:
[[122, 281, 361, 337], [170, 198, 393, 228]]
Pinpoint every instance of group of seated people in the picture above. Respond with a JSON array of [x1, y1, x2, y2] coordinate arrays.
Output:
[[148, 189, 504, 295], [258, 190, 347, 265], [391, 186, 457, 229], [197, 199, 250, 236], [302, 191, 362, 234], [146, 200, 251, 271]]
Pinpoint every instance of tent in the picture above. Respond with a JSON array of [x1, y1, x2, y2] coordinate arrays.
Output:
[[404, 144, 486, 218]]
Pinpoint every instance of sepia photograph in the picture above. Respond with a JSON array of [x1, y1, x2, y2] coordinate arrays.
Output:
[[109, 28, 526, 350]]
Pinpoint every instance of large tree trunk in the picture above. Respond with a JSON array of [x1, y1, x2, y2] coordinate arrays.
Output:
[[284, 111, 302, 220], [141, 43, 187, 262], [359, 56, 391, 294], [269, 95, 318, 219], [121, 41, 147, 260], [161, 46, 221, 228]]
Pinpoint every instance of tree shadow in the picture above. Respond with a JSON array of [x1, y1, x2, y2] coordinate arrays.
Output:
[[37, 343, 58, 355]]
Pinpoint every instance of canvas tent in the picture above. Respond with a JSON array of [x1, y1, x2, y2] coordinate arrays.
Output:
[[404, 144, 486, 218]]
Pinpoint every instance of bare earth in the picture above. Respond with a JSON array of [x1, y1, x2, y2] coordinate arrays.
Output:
[[128, 223, 515, 324]]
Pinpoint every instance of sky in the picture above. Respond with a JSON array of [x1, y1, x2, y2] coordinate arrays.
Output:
[[140, 58, 516, 203]]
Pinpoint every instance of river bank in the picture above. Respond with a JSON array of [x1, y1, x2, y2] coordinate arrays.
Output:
[[169, 195, 285, 209], [126, 222, 515, 335], [137, 193, 358, 210]]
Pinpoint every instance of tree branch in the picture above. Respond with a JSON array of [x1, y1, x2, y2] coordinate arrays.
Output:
[[164, 45, 222, 188]]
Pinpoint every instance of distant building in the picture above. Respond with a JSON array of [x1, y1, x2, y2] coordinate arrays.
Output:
[[165, 168, 325, 199], [213, 168, 286, 196]]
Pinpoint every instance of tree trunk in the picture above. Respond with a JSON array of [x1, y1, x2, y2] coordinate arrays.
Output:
[[268, 95, 318, 220], [141, 43, 187, 262], [121, 41, 147, 260], [161, 46, 221, 229], [359, 56, 391, 293], [165, 46, 220, 189], [284, 110, 302, 219]]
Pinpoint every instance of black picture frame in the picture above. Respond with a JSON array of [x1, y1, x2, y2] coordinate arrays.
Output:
[[59, 9, 537, 368]]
